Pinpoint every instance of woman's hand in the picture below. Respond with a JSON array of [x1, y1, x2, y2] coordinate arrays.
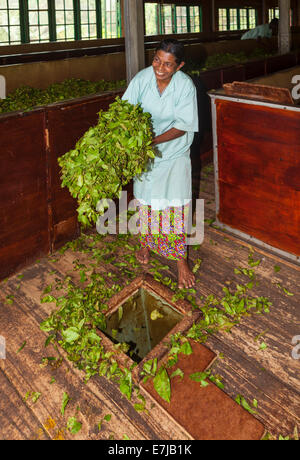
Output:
[[152, 127, 185, 146]]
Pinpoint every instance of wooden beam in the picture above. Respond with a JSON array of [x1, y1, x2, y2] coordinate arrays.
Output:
[[278, 0, 291, 54], [123, 0, 146, 84]]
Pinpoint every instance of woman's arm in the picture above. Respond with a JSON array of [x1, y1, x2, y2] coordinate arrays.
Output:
[[152, 127, 185, 146]]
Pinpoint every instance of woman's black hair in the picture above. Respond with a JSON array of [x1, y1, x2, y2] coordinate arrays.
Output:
[[155, 38, 185, 65]]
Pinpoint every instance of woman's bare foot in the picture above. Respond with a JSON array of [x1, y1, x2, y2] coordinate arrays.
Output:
[[136, 247, 150, 265], [177, 259, 195, 289]]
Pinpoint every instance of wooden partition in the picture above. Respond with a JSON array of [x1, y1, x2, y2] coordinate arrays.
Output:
[[0, 109, 49, 279], [0, 90, 123, 280], [211, 94, 300, 262]]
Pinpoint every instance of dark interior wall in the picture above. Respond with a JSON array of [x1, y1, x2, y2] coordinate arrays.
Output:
[[0, 52, 126, 94], [0, 37, 124, 56]]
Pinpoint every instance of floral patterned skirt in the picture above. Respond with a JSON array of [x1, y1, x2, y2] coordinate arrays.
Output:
[[138, 202, 190, 261]]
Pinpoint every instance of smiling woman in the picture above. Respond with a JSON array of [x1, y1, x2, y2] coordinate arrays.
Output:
[[122, 39, 198, 289]]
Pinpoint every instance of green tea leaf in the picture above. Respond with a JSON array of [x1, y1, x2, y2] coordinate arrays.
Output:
[[16, 341, 27, 354], [31, 392, 41, 404], [67, 417, 82, 435], [61, 392, 70, 415], [62, 327, 81, 344], [153, 366, 171, 403], [170, 368, 184, 380], [179, 341, 193, 355], [150, 309, 164, 321]]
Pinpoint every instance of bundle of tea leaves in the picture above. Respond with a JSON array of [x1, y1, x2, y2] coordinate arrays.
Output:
[[58, 97, 155, 226]]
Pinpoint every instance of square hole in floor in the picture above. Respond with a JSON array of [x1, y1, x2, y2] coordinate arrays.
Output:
[[102, 287, 184, 363]]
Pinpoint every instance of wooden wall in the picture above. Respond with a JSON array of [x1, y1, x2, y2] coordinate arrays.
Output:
[[215, 98, 300, 258], [0, 109, 49, 279], [0, 52, 126, 94]]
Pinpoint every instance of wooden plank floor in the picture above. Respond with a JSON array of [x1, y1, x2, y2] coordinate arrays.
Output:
[[0, 164, 299, 440]]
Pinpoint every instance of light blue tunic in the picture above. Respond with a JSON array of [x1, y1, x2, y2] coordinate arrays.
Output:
[[122, 66, 198, 210], [241, 24, 272, 40]]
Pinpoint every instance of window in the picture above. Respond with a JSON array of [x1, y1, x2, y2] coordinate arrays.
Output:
[[175, 6, 188, 34], [144, 3, 202, 36], [268, 7, 280, 22], [80, 0, 97, 40], [144, 2, 158, 36], [218, 7, 257, 31], [218, 8, 227, 32], [189, 5, 201, 33], [28, 0, 50, 43], [0, 0, 21, 45], [101, 0, 121, 39], [229, 8, 237, 31], [248, 9, 256, 29], [0, 0, 123, 46], [55, 0, 75, 42], [239, 9, 248, 30], [162, 4, 173, 34]]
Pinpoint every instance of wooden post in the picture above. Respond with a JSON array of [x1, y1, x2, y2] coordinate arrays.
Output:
[[278, 0, 291, 54], [123, 0, 145, 84]]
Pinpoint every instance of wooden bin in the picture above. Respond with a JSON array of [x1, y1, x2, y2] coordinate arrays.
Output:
[[209, 76, 300, 263], [0, 89, 124, 280]]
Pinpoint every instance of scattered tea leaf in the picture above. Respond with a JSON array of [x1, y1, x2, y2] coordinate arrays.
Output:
[[16, 341, 27, 354], [61, 392, 70, 416], [153, 366, 171, 403], [67, 417, 82, 435]]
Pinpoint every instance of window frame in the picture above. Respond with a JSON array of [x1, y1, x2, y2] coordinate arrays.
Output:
[[0, 0, 22, 45], [0, 0, 122, 46], [218, 7, 258, 32], [144, 2, 202, 36]]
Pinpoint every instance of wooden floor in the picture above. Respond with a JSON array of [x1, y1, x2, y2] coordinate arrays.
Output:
[[0, 164, 299, 440]]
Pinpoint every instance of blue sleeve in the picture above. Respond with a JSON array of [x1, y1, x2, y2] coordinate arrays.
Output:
[[173, 81, 198, 133], [121, 75, 140, 105]]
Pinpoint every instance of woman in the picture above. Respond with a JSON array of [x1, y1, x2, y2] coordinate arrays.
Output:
[[122, 39, 198, 289]]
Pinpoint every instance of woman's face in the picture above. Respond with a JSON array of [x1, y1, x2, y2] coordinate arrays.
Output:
[[152, 50, 184, 83]]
